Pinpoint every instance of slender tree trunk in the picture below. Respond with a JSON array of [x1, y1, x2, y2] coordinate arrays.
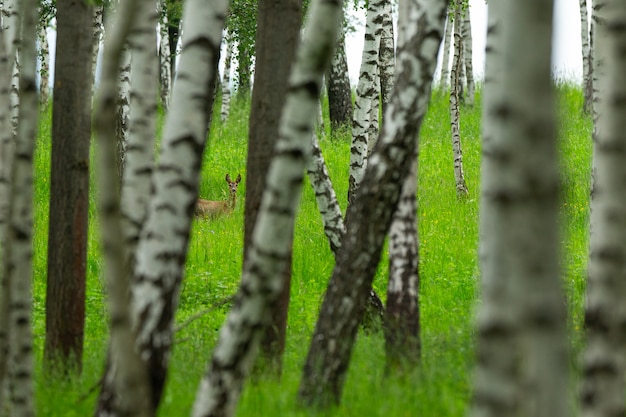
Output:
[[191, 2, 340, 416], [45, 0, 94, 373], [378, 0, 394, 113], [580, 0, 592, 114], [167, 16, 180, 79], [92, 0, 154, 415], [580, 2, 626, 416], [366, 70, 380, 154], [7, 0, 37, 414], [449, 4, 468, 198], [468, 2, 567, 417], [439, 11, 452, 88], [462, 10, 474, 107], [348, 0, 384, 205], [327, 30, 353, 130], [220, 35, 233, 122], [92, 4, 104, 94], [158, 0, 171, 111], [298, 0, 448, 407], [38, 26, 50, 107], [116, 46, 131, 180]]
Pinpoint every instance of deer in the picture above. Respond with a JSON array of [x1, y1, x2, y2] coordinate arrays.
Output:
[[194, 173, 242, 218]]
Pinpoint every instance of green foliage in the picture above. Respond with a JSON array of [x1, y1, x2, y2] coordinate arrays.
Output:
[[31, 84, 592, 416]]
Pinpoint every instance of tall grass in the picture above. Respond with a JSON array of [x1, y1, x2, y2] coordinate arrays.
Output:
[[31, 83, 592, 416]]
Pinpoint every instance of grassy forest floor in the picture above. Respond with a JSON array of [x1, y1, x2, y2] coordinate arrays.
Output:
[[31, 82, 592, 416]]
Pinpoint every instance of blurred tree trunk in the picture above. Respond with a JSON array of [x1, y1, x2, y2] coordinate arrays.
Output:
[[298, 0, 447, 407], [439, 11, 452, 88], [92, 0, 153, 415], [191, 3, 340, 416], [326, 30, 353, 130], [220, 34, 233, 122], [580, 0, 591, 113], [45, 0, 94, 373], [449, 3, 468, 198], [468, 1, 567, 417], [7, 0, 37, 414], [91, 4, 104, 95], [580, 1, 626, 416]]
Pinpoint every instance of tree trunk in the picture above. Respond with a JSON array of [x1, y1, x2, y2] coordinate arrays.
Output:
[[92, 0, 153, 415], [158, 0, 171, 111], [244, 0, 302, 376], [348, 0, 384, 205], [468, 1, 567, 417], [462, 10, 475, 107], [297, 0, 447, 407], [191, 2, 340, 416], [326, 30, 353, 130], [378, 0, 395, 113], [6, 1, 37, 415], [580, 0, 592, 114], [220, 35, 233, 122], [449, 4, 468, 198], [116, 46, 131, 180], [92, 4, 104, 95], [580, 2, 626, 416], [38, 26, 50, 107], [439, 11, 452, 88], [45, 0, 94, 373], [167, 11, 180, 79]]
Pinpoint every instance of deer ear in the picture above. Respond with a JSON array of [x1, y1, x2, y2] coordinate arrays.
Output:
[[225, 174, 231, 182], [236, 174, 242, 183]]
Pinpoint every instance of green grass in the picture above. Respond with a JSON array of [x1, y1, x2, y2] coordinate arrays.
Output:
[[31, 83, 593, 416]]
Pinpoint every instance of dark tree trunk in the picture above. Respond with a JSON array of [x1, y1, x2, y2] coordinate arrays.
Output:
[[45, 0, 94, 373], [327, 32, 353, 130], [245, 0, 303, 376]]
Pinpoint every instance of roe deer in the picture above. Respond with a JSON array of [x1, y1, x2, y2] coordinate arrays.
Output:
[[195, 173, 242, 218]]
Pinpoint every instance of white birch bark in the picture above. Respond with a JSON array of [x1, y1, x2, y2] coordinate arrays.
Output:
[[307, 132, 345, 253], [462, 10, 474, 107], [38, 26, 50, 106], [469, 1, 567, 417], [121, 0, 159, 257], [580, 0, 592, 113], [117, 41, 131, 179], [129, 0, 227, 409], [449, 4, 468, 198], [7, 0, 37, 414], [93, 0, 153, 415], [366, 71, 380, 155], [298, 0, 447, 406], [191, 2, 342, 416], [348, 0, 384, 205], [158, 0, 171, 111], [580, 2, 626, 416], [92, 4, 104, 95], [439, 11, 452, 88], [221, 35, 233, 122], [378, 0, 395, 112]]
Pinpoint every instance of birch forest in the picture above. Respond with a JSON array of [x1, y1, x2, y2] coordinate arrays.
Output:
[[0, 0, 621, 416]]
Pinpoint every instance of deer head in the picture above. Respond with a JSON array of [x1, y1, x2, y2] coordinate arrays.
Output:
[[195, 173, 242, 218]]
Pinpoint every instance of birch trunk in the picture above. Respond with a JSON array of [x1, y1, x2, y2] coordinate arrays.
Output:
[[121, 0, 159, 258], [348, 0, 384, 205], [116, 45, 131, 180], [38, 26, 50, 106], [462, 10, 474, 107], [92, 4, 104, 95], [220, 36, 233, 122], [469, 1, 567, 417], [439, 11, 452, 88], [580, 2, 626, 416], [93, 0, 153, 415], [7, 0, 37, 414], [191, 2, 341, 416], [129, 0, 227, 409], [158, 1, 171, 112], [580, 0, 592, 114], [378, 0, 395, 112], [449, 4, 468, 198], [298, 0, 447, 407]]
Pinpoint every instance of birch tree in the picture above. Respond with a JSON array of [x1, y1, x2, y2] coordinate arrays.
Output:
[[191, 1, 342, 415], [92, 4, 104, 94], [44, 0, 94, 372], [378, 0, 395, 112], [7, 0, 37, 414], [468, 1, 567, 417], [327, 30, 353, 130], [298, 0, 448, 407], [116, 46, 131, 179], [580, 0, 592, 114], [92, 0, 153, 415], [348, 0, 384, 205], [439, 11, 452, 88], [580, 2, 626, 416], [461, 8, 474, 106], [38, 26, 50, 106], [158, 0, 171, 111], [449, 3, 468, 198], [220, 35, 233, 122]]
